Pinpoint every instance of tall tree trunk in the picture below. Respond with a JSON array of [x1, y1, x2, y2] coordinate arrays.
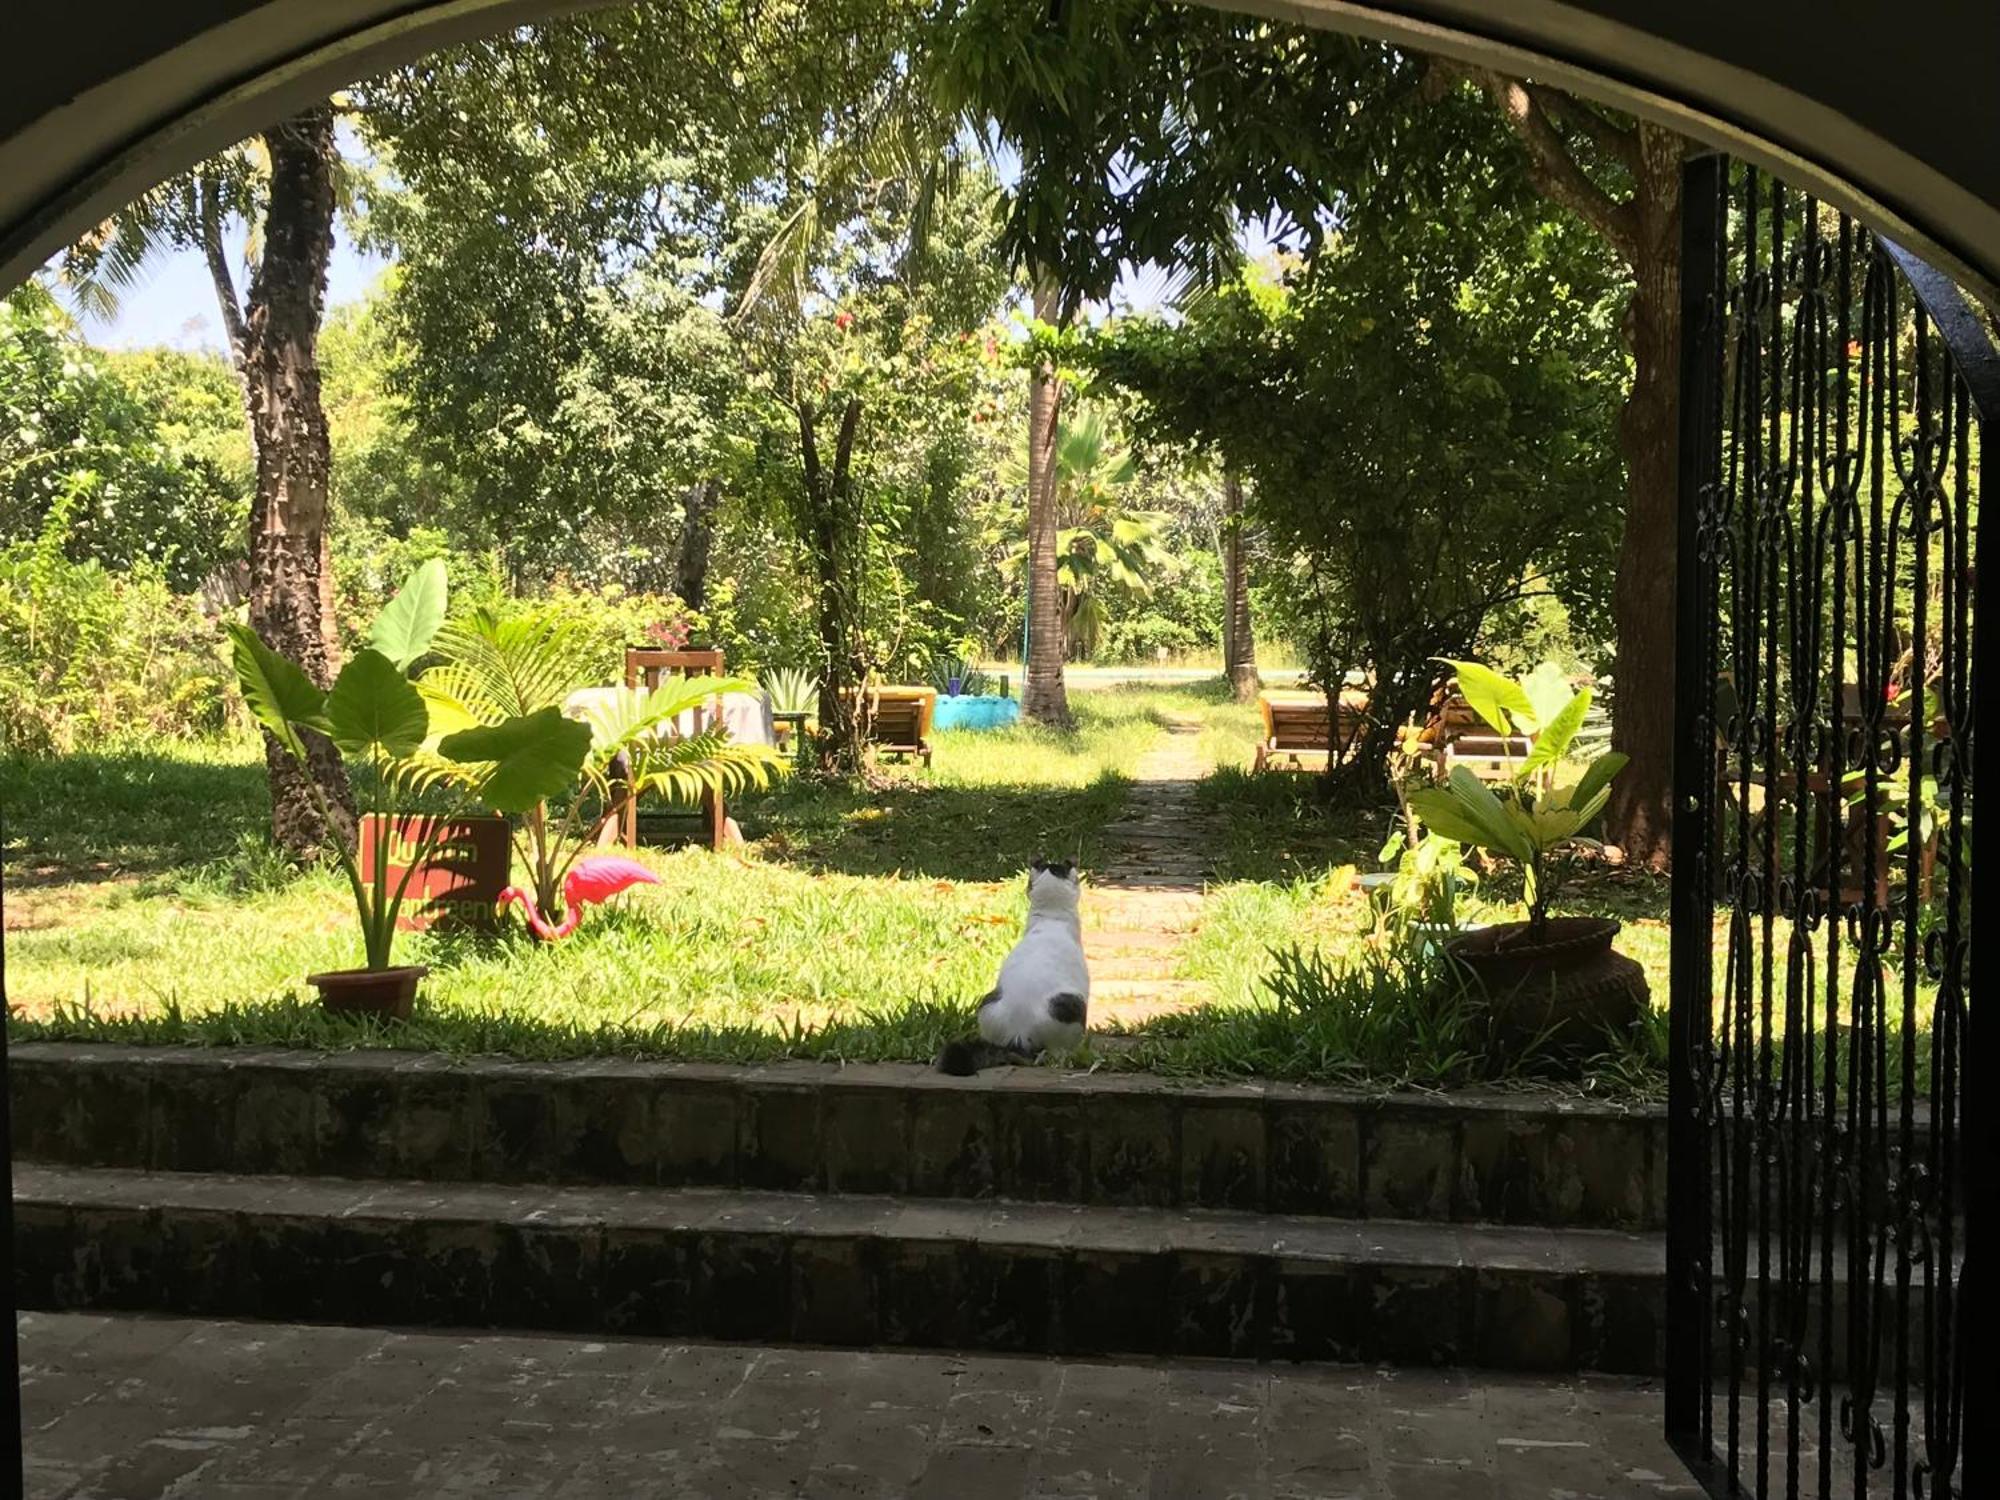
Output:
[[1604, 126, 1683, 869], [674, 476, 721, 610], [1021, 278, 1071, 727], [1222, 469, 1259, 702], [1456, 68, 1687, 866], [799, 400, 867, 775], [243, 105, 354, 861]]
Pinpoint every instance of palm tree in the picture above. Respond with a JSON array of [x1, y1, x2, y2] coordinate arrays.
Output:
[[62, 104, 356, 861], [1006, 403, 1167, 661], [1220, 468, 1260, 700]]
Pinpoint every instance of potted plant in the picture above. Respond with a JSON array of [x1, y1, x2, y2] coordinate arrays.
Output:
[[416, 607, 785, 940], [226, 561, 460, 1018], [1406, 660, 1643, 1056]]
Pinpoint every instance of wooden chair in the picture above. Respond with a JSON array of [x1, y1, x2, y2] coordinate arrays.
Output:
[[1424, 693, 1547, 789], [1253, 689, 1368, 773], [618, 647, 728, 851], [845, 685, 936, 765]]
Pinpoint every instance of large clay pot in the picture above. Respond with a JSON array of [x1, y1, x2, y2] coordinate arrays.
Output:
[[307, 965, 427, 1021], [1445, 917, 1647, 1061]]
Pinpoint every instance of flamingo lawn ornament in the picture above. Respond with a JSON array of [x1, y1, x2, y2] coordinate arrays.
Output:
[[499, 855, 661, 941]]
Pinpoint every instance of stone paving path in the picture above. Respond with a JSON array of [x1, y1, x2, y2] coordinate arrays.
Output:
[[18, 1312, 1708, 1499], [1086, 715, 1214, 1030]]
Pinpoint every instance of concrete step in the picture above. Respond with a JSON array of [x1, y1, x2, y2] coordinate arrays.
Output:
[[10, 1045, 1668, 1230], [12, 1165, 1665, 1373]]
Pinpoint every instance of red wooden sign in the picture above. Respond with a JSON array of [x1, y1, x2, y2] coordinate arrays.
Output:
[[358, 814, 510, 932]]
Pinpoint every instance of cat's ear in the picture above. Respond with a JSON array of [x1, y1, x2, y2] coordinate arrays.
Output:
[[1030, 859, 1047, 873]]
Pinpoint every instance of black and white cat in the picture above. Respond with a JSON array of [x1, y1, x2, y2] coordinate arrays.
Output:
[[936, 860, 1089, 1075]]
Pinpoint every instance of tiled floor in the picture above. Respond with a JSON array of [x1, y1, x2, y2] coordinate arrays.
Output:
[[16, 1312, 1712, 1498]]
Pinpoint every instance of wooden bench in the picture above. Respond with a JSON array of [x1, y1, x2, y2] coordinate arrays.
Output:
[[844, 685, 936, 765], [1422, 693, 1546, 788], [619, 647, 728, 850], [1253, 689, 1368, 773]]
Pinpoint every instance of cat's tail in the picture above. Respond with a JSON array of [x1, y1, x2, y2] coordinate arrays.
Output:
[[935, 1039, 1034, 1076]]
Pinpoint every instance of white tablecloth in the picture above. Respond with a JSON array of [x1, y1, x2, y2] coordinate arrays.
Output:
[[563, 686, 776, 748]]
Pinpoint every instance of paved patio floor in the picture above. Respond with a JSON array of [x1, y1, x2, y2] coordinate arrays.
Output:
[[18, 1312, 1706, 1498]]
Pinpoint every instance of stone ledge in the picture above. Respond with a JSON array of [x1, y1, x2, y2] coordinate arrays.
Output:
[[12, 1164, 1666, 1373], [8, 1043, 1666, 1228]]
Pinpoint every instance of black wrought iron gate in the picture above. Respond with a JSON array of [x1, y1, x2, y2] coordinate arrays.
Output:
[[1666, 154, 1992, 1499]]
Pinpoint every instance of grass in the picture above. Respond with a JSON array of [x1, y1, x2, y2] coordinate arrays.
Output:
[[1, 676, 1693, 1095], [737, 684, 1169, 879], [3, 686, 1169, 1054]]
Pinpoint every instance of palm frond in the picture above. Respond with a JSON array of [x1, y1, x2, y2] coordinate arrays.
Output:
[[382, 747, 483, 802], [734, 197, 820, 319], [629, 731, 786, 804], [429, 608, 598, 720], [576, 677, 755, 759]]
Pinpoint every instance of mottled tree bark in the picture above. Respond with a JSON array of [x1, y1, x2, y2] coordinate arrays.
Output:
[[1222, 469, 1260, 702], [1021, 278, 1071, 727], [674, 476, 721, 610], [241, 106, 354, 860]]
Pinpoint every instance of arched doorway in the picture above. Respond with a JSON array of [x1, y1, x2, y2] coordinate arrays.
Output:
[[0, 6, 1988, 1499]]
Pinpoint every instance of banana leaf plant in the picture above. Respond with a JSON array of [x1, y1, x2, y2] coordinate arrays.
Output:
[[409, 608, 787, 938], [1405, 659, 1627, 939], [226, 560, 458, 972]]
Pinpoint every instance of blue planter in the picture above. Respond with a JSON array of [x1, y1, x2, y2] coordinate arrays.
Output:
[[933, 694, 1021, 732]]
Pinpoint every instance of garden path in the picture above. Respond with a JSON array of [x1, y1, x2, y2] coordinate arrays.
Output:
[[1085, 712, 1214, 1028]]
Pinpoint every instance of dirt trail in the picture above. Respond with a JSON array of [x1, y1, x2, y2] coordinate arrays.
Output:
[[1084, 714, 1215, 1029]]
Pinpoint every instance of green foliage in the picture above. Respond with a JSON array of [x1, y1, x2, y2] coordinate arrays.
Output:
[[319, 290, 470, 541], [760, 666, 817, 717], [413, 603, 785, 924], [998, 403, 1171, 658], [1, 286, 244, 589], [226, 564, 472, 970], [1405, 660, 1628, 933], [1091, 193, 1625, 786], [934, 0, 1394, 306], [0, 536, 230, 755], [434, 708, 593, 816], [365, 558, 448, 670]]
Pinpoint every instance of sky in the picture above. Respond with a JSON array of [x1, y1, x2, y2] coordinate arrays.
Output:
[[76, 226, 1273, 352], [79, 226, 390, 353]]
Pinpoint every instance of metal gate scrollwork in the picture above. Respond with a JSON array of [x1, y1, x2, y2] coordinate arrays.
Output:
[[1666, 155, 1990, 1500]]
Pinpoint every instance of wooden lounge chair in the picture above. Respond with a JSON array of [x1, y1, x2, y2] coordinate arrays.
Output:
[[844, 684, 936, 765], [1253, 689, 1368, 773], [618, 647, 728, 851]]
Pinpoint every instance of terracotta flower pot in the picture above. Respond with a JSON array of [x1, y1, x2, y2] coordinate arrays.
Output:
[[306, 965, 427, 1021], [1445, 916, 1647, 1062]]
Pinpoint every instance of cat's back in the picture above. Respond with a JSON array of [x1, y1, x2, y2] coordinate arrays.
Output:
[[998, 912, 1088, 992]]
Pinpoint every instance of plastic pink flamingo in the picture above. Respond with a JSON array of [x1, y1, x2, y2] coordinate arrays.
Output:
[[499, 855, 661, 940]]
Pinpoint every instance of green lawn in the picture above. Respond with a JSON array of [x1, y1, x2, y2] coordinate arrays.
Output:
[[3, 677, 1677, 1091], [2, 685, 1175, 1045]]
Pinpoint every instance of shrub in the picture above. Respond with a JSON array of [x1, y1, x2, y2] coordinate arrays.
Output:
[[0, 539, 231, 755], [1099, 611, 1204, 662]]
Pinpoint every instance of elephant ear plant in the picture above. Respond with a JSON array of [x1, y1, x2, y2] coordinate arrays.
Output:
[[227, 560, 465, 1014], [1407, 660, 1625, 938], [1405, 660, 1645, 1062]]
